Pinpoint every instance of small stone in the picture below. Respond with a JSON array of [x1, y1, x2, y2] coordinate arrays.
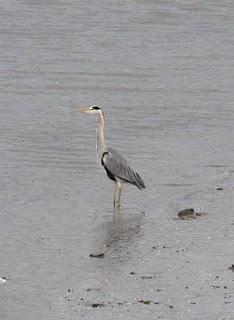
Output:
[[0, 277, 7, 283], [91, 303, 104, 308], [89, 253, 104, 258], [86, 288, 101, 292]]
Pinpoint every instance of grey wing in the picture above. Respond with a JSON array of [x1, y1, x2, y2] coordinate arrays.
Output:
[[102, 148, 145, 189]]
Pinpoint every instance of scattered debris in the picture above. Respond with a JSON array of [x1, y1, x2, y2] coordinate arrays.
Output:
[[89, 253, 104, 258], [176, 248, 186, 252], [228, 264, 234, 272], [138, 299, 151, 305], [211, 285, 220, 289], [153, 245, 169, 249], [64, 296, 71, 301]]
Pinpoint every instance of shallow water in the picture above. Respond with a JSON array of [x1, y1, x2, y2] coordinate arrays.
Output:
[[0, 1, 234, 319]]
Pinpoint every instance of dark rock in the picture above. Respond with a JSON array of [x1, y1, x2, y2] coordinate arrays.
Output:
[[178, 208, 196, 219]]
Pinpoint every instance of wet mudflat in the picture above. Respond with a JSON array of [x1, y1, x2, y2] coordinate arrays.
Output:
[[0, 1, 234, 319]]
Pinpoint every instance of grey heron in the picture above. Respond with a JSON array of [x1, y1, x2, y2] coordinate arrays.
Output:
[[79, 105, 145, 207]]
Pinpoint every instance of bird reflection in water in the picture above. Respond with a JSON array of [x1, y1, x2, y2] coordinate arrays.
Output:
[[93, 207, 145, 259]]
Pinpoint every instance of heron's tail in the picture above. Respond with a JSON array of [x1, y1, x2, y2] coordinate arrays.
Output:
[[134, 172, 145, 190]]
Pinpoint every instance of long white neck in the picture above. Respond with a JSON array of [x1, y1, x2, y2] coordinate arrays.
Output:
[[96, 111, 106, 162]]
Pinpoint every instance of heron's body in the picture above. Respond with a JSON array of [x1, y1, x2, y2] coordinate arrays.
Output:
[[79, 105, 145, 207], [102, 148, 145, 189]]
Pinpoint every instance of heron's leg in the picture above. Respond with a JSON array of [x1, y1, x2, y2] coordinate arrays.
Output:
[[113, 182, 117, 207], [116, 179, 122, 208]]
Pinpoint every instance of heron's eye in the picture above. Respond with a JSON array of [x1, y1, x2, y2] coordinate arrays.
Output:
[[92, 106, 100, 110]]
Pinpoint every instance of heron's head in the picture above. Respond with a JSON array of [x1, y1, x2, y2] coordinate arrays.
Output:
[[78, 105, 102, 115]]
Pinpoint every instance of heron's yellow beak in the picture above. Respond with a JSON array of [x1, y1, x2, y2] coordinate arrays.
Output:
[[77, 107, 89, 113]]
